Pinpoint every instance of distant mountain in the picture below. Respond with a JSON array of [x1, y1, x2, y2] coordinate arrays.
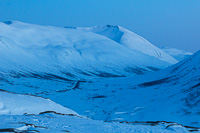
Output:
[[161, 47, 193, 61]]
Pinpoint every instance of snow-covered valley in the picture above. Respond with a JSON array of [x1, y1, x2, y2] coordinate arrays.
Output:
[[0, 21, 199, 132]]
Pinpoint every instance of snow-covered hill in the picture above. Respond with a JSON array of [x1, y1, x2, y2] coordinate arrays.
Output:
[[0, 21, 178, 80], [161, 47, 193, 61]]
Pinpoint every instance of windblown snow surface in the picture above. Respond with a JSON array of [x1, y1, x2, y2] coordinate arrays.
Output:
[[0, 21, 199, 132]]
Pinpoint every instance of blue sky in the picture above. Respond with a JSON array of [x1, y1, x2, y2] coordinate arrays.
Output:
[[0, 0, 200, 52]]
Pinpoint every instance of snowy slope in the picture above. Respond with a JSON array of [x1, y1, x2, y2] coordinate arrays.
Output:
[[0, 91, 77, 115], [161, 47, 193, 61], [77, 25, 178, 64], [0, 21, 178, 80]]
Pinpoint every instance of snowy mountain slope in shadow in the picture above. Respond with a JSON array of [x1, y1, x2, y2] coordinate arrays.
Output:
[[0, 21, 177, 80], [72, 50, 200, 127], [52, 50, 199, 127]]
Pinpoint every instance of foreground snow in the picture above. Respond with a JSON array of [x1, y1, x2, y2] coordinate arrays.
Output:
[[0, 92, 193, 132], [0, 114, 192, 133]]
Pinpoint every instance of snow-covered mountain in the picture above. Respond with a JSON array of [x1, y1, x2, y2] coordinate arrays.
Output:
[[0, 21, 178, 80], [161, 47, 193, 61], [1, 21, 199, 132]]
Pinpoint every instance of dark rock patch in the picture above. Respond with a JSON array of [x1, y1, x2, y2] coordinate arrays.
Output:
[[138, 77, 171, 87]]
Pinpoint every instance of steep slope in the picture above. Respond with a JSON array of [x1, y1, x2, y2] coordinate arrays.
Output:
[[161, 47, 193, 61], [0, 21, 177, 80]]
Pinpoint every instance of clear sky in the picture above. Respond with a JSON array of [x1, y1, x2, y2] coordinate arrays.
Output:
[[0, 0, 200, 52]]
